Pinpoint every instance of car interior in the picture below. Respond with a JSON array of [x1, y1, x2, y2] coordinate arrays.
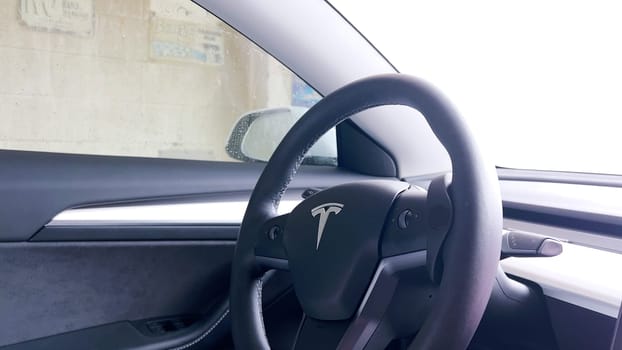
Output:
[[1, 0, 621, 349]]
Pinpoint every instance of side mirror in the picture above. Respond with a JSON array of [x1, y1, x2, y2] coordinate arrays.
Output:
[[226, 106, 337, 166]]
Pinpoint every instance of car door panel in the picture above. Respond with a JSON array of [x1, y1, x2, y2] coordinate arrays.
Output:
[[0, 150, 391, 348], [0, 241, 233, 347], [0, 318, 230, 350]]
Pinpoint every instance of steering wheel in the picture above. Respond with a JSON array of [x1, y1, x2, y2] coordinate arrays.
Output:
[[230, 74, 502, 349]]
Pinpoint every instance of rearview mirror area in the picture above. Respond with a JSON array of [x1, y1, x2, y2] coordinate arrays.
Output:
[[226, 107, 338, 166]]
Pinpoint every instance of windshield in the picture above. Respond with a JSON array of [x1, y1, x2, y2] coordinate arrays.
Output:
[[331, 0, 622, 175]]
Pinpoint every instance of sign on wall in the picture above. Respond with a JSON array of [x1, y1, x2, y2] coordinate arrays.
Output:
[[149, 0, 224, 65], [19, 0, 94, 36]]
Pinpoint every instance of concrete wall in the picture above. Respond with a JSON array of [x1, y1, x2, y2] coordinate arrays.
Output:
[[0, 0, 293, 161]]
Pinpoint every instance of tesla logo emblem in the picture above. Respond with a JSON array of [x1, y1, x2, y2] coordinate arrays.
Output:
[[311, 203, 344, 250]]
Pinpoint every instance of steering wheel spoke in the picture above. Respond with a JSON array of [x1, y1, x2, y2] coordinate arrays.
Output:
[[255, 213, 290, 271], [341, 250, 434, 349], [380, 185, 430, 258], [291, 251, 435, 350], [380, 175, 454, 283]]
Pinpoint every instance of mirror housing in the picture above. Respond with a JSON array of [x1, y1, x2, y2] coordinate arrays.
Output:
[[226, 107, 337, 166]]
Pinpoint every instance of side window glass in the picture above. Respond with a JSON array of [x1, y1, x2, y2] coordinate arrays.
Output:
[[0, 0, 336, 165]]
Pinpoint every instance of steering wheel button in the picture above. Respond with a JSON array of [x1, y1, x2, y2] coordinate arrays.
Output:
[[397, 209, 413, 229], [267, 226, 280, 240]]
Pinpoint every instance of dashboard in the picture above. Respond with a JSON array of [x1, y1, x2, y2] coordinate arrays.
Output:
[[39, 180, 622, 349]]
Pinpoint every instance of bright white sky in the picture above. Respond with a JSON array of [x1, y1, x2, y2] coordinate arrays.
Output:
[[331, 0, 622, 175]]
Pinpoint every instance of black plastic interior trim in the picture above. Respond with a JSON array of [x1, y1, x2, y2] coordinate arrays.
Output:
[[546, 297, 617, 350], [1, 311, 231, 350], [31, 225, 240, 242], [470, 267, 559, 349], [1, 321, 169, 350], [336, 120, 398, 177]]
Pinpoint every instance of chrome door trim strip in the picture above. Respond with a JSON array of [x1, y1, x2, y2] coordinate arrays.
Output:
[[47, 200, 301, 226]]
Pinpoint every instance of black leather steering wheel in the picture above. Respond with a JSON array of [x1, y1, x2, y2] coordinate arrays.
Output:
[[230, 74, 502, 349]]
